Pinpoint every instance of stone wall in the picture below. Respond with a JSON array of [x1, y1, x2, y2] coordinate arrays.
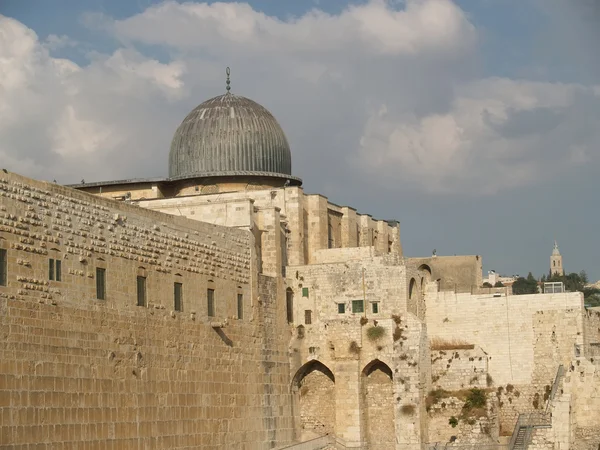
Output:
[[426, 290, 583, 386], [408, 255, 482, 293], [431, 347, 489, 391], [583, 308, 600, 359], [0, 171, 294, 449]]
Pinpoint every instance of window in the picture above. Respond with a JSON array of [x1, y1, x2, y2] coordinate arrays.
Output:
[[302, 287, 309, 298], [337, 303, 346, 314], [49, 258, 61, 281], [352, 300, 364, 314], [286, 289, 294, 323], [0, 249, 6, 286], [207, 288, 215, 317], [371, 302, 379, 314], [137, 276, 146, 307], [304, 310, 312, 325], [96, 268, 106, 300], [174, 282, 183, 312], [237, 293, 243, 320]]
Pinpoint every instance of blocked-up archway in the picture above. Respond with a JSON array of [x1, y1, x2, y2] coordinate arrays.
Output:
[[362, 359, 395, 449], [292, 360, 335, 439]]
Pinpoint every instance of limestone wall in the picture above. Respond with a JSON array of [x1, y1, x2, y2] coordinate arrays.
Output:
[[563, 359, 600, 449], [408, 256, 482, 293], [431, 347, 489, 391], [426, 291, 583, 385], [287, 255, 407, 324], [583, 308, 600, 359], [0, 171, 294, 449]]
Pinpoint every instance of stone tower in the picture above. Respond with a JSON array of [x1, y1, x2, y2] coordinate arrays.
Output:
[[550, 240, 564, 276]]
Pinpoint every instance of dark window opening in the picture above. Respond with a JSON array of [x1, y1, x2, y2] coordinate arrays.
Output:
[[337, 303, 345, 314], [207, 288, 215, 317], [49, 258, 62, 281], [174, 282, 183, 312], [372, 302, 379, 314], [96, 268, 106, 300], [0, 249, 6, 286], [304, 310, 312, 325], [137, 276, 146, 307], [237, 293, 243, 320], [352, 300, 364, 314], [286, 289, 294, 323]]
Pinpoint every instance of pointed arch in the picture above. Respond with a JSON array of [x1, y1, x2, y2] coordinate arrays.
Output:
[[417, 264, 432, 275], [292, 360, 335, 390], [362, 359, 393, 380], [409, 278, 417, 300], [292, 360, 336, 439], [362, 359, 395, 446]]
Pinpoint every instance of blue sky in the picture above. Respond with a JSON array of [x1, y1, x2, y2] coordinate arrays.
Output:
[[1, 0, 599, 280]]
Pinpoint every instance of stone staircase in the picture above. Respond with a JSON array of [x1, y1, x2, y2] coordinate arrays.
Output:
[[508, 365, 564, 450]]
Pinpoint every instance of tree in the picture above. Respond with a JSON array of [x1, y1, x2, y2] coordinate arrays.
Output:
[[482, 282, 492, 288], [494, 281, 504, 287], [512, 272, 538, 295]]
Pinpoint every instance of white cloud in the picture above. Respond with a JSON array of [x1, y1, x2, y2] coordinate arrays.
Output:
[[0, 1, 599, 196], [358, 78, 600, 194], [112, 0, 476, 56], [0, 14, 185, 182]]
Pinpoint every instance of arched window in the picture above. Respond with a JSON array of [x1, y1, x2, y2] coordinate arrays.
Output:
[[409, 278, 417, 300]]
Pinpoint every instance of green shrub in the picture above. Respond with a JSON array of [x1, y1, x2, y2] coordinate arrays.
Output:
[[449, 416, 458, 428], [366, 325, 386, 341], [464, 388, 486, 410]]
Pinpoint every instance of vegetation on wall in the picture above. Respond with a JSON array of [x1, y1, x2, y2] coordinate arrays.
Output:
[[430, 338, 475, 351], [366, 325, 386, 341]]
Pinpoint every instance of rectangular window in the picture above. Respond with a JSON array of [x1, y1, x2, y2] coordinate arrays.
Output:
[[352, 300, 364, 314], [237, 293, 243, 320], [55, 260, 61, 282], [337, 303, 345, 314], [174, 282, 183, 312], [304, 310, 312, 325], [0, 249, 6, 287], [302, 287, 309, 298], [207, 288, 215, 317], [372, 302, 379, 314], [48, 258, 62, 281], [137, 276, 146, 307], [96, 268, 106, 300]]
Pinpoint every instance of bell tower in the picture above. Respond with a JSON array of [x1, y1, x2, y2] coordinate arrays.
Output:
[[550, 241, 564, 276]]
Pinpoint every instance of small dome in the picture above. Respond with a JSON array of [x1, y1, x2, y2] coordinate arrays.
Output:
[[169, 92, 293, 180]]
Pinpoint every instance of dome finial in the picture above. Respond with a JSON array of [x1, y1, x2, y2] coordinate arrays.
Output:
[[226, 67, 231, 93]]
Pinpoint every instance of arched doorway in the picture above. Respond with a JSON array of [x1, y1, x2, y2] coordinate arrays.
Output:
[[362, 359, 395, 449], [292, 360, 336, 440]]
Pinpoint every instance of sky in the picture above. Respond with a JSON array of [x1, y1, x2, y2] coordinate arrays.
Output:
[[1, 0, 599, 280]]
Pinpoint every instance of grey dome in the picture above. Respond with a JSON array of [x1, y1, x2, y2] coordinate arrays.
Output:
[[169, 93, 293, 180]]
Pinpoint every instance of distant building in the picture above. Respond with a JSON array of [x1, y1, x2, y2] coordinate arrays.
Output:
[[551, 240, 564, 276], [482, 269, 517, 287]]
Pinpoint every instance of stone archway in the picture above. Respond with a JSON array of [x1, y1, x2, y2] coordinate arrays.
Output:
[[292, 360, 336, 440], [362, 359, 395, 449]]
